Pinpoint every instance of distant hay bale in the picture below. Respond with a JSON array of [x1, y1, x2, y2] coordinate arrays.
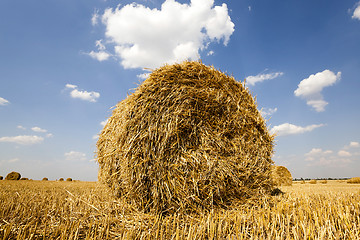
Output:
[[20, 178, 29, 180], [347, 177, 360, 184], [320, 179, 328, 184], [59, 178, 64, 181], [0, 176, 3, 180], [271, 166, 292, 186], [309, 179, 317, 184], [42, 178, 48, 181], [66, 178, 72, 182], [97, 61, 275, 214], [5, 171, 21, 180]]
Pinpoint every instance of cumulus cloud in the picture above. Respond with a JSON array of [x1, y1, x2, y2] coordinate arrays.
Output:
[[65, 151, 87, 161], [0, 135, 44, 145], [270, 123, 324, 136], [246, 71, 283, 86], [137, 72, 150, 80], [17, 125, 26, 130], [65, 84, 100, 102], [93, 0, 234, 69], [338, 150, 352, 157], [31, 127, 47, 133], [352, 2, 360, 20], [294, 70, 341, 112], [88, 50, 111, 61], [87, 40, 111, 62], [305, 148, 333, 161], [0, 97, 10, 106], [304, 147, 353, 167], [260, 107, 278, 118], [65, 84, 77, 89], [349, 141, 360, 148]]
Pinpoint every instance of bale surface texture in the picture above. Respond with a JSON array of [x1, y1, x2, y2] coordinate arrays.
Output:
[[97, 61, 274, 213], [272, 166, 292, 186], [5, 171, 21, 180]]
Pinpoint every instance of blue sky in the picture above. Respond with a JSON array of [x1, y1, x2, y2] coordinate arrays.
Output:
[[1, 0, 360, 181]]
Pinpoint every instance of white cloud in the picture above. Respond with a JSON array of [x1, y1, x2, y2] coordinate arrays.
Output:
[[305, 148, 333, 161], [17, 125, 26, 130], [70, 89, 100, 102], [46, 133, 54, 138], [338, 150, 352, 157], [0, 158, 20, 167], [246, 71, 283, 86], [343, 141, 360, 150], [352, 3, 360, 20], [248, 6, 251, 11], [88, 50, 111, 62], [65, 84, 100, 102], [207, 50, 214, 56], [31, 126, 47, 133], [100, 119, 108, 127], [304, 141, 360, 167], [260, 107, 277, 118], [304, 147, 353, 167], [87, 40, 111, 62], [0, 97, 10, 106], [294, 70, 341, 112], [65, 84, 77, 89], [65, 151, 87, 161], [95, 40, 106, 51], [8, 158, 19, 163], [137, 73, 150, 80], [0, 135, 44, 145], [92, 9, 100, 25], [270, 123, 324, 136], [95, 0, 234, 69]]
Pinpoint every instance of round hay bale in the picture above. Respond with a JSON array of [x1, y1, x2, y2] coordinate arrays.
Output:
[[271, 166, 292, 186], [0, 176, 3, 180], [5, 171, 21, 180], [347, 177, 360, 184], [59, 178, 64, 181], [309, 179, 317, 184], [42, 177, 48, 181], [97, 61, 275, 213], [66, 178, 72, 182]]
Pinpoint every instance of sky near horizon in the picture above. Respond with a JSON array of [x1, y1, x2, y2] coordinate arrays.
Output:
[[1, 0, 360, 181]]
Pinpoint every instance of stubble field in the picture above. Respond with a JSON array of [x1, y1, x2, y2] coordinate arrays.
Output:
[[0, 180, 359, 239]]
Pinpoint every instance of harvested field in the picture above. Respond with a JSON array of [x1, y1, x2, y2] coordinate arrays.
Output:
[[0, 180, 359, 239]]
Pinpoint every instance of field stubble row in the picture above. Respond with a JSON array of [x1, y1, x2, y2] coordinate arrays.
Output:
[[0, 180, 359, 239]]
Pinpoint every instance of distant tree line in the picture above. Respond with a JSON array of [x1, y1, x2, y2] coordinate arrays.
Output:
[[293, 177, 351, 181]]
